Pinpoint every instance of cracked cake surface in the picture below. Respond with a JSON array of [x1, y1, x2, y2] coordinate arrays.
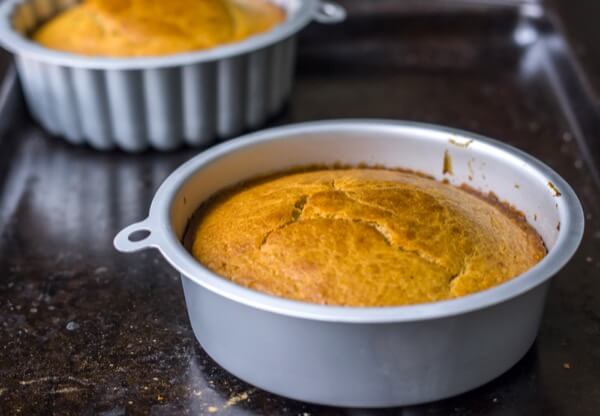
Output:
[[189, 168, 546, 307]]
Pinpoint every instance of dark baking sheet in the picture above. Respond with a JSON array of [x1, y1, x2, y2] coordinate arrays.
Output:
[[1, 1, 600, 415]]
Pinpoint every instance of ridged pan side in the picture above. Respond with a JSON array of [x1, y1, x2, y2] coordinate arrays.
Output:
[[6, 0, 302, 152], [15, 37, 296, 152]]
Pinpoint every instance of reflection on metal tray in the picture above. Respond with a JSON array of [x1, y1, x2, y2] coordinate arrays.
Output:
[[1, 0, 600, 415], [0, 62, 22, 136]]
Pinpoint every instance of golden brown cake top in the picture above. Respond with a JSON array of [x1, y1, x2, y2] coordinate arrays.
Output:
[[189, 169, 546, 307], [33, 0, 285, 57]]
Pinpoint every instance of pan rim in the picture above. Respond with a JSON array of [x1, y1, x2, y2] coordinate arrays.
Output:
[[128, 120, 585, 323]]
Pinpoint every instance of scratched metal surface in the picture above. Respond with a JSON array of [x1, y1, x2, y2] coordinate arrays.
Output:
[[1, 1, 600, 415]]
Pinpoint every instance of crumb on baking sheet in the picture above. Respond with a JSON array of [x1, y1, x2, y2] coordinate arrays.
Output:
[[225, 389, 255, 408]]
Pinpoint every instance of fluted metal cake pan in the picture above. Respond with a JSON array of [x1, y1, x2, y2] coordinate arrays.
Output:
[[0, 0, 345, 152], [114, 120, 583, 407]]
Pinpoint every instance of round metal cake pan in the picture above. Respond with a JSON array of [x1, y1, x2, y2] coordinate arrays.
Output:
[[114, 120, 584, 407], [0, 0, 345, 152]]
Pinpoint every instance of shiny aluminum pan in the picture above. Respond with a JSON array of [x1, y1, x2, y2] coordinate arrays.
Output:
[[114, 120, 584, 407], [0, 0, 345, 152]]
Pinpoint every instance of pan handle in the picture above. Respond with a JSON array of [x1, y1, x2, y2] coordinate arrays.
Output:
[[313, 1, 346, 24], [113, 218, 157, 253]]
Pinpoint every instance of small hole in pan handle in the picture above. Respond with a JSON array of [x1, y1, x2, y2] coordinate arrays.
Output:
[[314, 1, 346, 24], [113, 219, 156, 253]]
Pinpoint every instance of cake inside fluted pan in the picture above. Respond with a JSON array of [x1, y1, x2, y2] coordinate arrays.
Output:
[[32, 0, 285, 57], [186, 168, 546, 307]]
